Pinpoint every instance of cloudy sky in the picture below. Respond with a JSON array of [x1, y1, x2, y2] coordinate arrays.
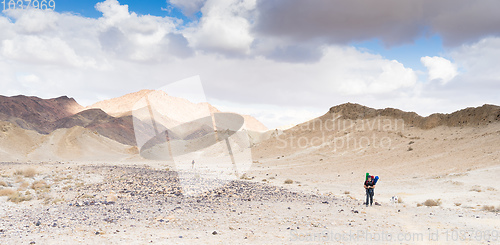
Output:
[[1, 0, 499, 128]]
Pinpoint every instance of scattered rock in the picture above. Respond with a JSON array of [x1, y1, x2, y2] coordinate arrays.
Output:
[[106, 191, 118, 203]]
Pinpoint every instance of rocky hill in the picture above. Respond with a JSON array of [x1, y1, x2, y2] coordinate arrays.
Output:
[[0, 91, 269, 148], [0, 95, 83, 133], [327, 103, 500, 129], [52, 109, 138, 146]]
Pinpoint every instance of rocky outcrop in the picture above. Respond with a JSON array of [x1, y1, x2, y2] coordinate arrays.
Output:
[[328, 103, 500, 129]]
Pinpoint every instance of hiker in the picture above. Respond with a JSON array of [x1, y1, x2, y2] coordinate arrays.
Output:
[[364, 176, 375, 207], [192, 160, 195, 169]]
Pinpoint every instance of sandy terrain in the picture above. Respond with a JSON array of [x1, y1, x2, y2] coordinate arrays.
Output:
[[1, 136, 499, 244], [1, 104, 499, 244], [250, 120, 500, 209]]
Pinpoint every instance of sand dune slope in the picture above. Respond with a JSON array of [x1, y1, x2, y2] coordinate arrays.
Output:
[[29, 126, 135, 161], [0, 122, 135, 162], [0, 121, 43, 161]]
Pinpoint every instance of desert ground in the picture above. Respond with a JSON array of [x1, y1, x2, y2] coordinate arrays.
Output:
[[1, 94, 499, 244], [1, 121, 499, 244]]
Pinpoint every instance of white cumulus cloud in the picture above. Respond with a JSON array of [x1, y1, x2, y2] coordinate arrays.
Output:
[[185, 0, 256, 55], [169, 0, 206, 16], [421, 56, 458, 84]]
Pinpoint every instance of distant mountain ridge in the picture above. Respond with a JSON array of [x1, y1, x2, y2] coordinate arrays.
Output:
[[52, 109, 138, 146], [328, 103, 500, 129], [1, 93, 498, 150], [0, 95, 83, 133], [1, 94, 499, 162], [0, 91, 269, 146], [88, 89, 268, 132]]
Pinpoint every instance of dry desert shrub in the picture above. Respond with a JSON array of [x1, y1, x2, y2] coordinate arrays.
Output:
[[43, 196, 53, 205], [284, 179, 294, 184], [423, 199, 441, 206], [52, 198, 64, 204], [14, 168, 37, 178], [454, 202, 462, 206], [344, 191, 350, 194], [397, 197, 403, 203], [31, 180, 50, 191], [81, 194, 95, 199], [23, 168, 37, 177], [470, 185, 482, 192], [0, 180, 7, 187], [14, 176, 24, 183], [239, 173, 252, 180], [7, 191, 33, 203], [53, 174, 73, 182], [482, 205, 499, 212], [0, 188, 15, 196], [18, 181, 30, 190]]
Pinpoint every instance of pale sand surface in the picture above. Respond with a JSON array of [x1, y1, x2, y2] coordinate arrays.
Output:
[[1, 162, 498, 244], [0, 122, 499, 244]]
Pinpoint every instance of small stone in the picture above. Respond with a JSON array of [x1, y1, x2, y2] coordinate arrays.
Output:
[[212, 231, 218, 235], [106, 191, 118, 203]]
